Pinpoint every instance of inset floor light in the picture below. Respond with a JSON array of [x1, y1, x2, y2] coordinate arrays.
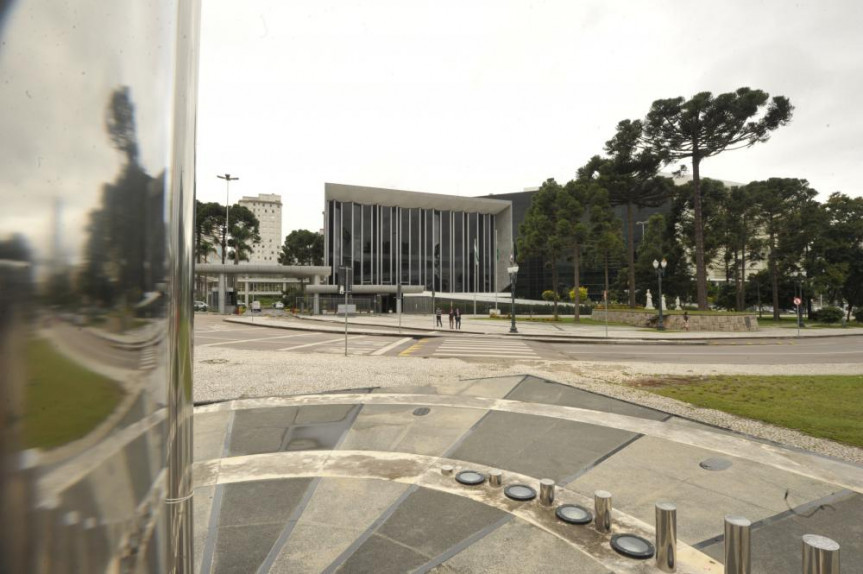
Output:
[[455, 470, 486, 485], [610, 534, 655, 559], [556, 504, 592, 525], [504, 484, 537, 501]]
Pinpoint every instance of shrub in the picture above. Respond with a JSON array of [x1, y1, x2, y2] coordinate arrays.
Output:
[[854, 308, 863, 323], [541, 290, 558, 302], [815, 306, 844, 324], [568, 286, 589, 302]]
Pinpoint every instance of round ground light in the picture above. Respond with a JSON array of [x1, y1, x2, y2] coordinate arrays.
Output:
[[504, 484, 537, 501], [610, 534, 655, 559], [555, 504, 593, 525], [455, 470, 486, 486]]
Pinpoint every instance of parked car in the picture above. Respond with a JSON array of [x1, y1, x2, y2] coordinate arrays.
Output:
[[273, 301, 285, 309], [194, 300, 208, 312]]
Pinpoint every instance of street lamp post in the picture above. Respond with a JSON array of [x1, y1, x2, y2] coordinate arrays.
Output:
[[653, 258, 667, 330], [507, 261, 519, 334], [217, 173, 239, 264]]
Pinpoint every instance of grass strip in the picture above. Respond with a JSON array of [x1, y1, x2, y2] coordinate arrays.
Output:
[[634, 375, 863, 448], [24, 338, 125, 449]]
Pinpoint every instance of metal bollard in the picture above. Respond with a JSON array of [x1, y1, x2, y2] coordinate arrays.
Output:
[[594, 490, 612, 533], [539, 479, 555, 506], [489, 470, 502, 487], [724, 516, 751, 574], [655, 502, 677, 572], [441, 465, 454, 476], [802, 534, 839, 574]]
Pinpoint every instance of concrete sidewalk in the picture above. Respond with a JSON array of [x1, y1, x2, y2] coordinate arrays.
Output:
[[223, 311, 863, 343], [192, 374, 862, 573]]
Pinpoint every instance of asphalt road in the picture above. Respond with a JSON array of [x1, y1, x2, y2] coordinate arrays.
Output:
[[194, 315, 863, 365]]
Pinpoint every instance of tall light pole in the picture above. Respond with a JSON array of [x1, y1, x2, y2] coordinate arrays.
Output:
[[217, 173, 239, 264], [653, 258, 667, 330], [508, 254, 519, 334]]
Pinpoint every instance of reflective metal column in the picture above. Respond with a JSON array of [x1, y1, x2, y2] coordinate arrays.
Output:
[[724, 515, 751, 574], [802, 534, 839, 574], [655, 501, 677, 572], [594, 490, 612, 533], [0, 0, 201, 571]]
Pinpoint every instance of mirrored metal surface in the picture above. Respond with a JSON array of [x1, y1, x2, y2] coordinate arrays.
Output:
[[0, 0, 200, 571]]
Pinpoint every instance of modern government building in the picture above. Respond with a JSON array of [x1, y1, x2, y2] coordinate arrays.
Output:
[[322, 183, 513, 308]]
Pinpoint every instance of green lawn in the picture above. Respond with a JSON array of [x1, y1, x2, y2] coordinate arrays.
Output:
[[24, 338, 125, 449], [636, 375, 863, 447]]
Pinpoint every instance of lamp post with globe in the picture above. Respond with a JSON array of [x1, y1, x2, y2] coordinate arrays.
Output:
[[653, 258, 667, 330]]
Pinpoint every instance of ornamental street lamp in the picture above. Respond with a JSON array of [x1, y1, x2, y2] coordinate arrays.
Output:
[[508, 259, 519, 334], [652, 258, 667, 330]]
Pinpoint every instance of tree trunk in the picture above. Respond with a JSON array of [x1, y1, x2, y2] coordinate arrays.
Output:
[[769, 227, 779, 321], [551, 254, 559, 319], [573, 244, 581, 321], [692, 154, 709, 310], [604, 253, 610, 304], [626, 203, 635, 307], [738, 245, 747, 311]]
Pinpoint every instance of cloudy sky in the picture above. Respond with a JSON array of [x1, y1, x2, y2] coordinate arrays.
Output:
[[197, 0, 862, 237]]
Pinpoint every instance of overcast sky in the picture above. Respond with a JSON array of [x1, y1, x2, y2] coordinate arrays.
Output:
[[196, 0, 863, 237]]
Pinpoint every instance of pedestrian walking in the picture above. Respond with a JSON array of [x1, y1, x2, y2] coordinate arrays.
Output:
[[435, 307, 443, 327], [683, 311, 690, 332], [455, 307, 461, 329], [448, 306, 455, 329]]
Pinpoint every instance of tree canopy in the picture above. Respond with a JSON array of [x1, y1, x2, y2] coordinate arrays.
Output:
[[641, 88, 794, 310], [279, 229, 324, 266]]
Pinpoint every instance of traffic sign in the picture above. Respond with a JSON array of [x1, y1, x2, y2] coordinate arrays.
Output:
[[793, 297, 802, 306]]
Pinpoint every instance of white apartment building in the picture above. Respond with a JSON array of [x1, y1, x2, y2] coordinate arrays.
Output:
[[238, 193, 282, 264]]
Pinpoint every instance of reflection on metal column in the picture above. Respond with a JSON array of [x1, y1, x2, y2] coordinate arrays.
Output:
[[0, 0, 201, 571]]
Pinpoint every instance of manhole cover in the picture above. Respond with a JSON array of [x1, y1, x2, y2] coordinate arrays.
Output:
[[699, 457, 732, 471], [504, 484, 537, 501], [201, 359, 229, 364], [556, 504, 592, 525], [611, 534, 655, 559], [455, 471, 486, 485], [412, 407, 430, 416]]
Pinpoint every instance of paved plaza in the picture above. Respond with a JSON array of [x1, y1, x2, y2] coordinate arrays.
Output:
[[192, 373, 862, 573]]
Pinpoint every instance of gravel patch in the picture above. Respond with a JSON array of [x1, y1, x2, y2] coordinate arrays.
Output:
[[194, 345, 863, 465]]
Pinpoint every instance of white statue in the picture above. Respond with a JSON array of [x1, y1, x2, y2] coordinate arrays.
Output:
[[661, 294, 667, 311], [645, 289, 654, 309], [675, 296, 681, 310]]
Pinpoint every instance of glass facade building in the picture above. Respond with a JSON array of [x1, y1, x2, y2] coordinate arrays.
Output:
[[324, 184, 513, 294]]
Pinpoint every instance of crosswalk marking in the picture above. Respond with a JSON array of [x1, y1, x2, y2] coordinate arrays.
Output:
[[371, 337, 414, 356], [432, 338, 539, 359]]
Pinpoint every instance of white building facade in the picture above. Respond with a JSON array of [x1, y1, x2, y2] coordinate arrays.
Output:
[[238, 193, 282, 264]]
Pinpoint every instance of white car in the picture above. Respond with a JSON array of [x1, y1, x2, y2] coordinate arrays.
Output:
[[273, 301, 285, 309]]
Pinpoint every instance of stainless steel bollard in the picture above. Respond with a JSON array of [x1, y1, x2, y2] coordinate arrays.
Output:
[[594, 490, 612, 533], [489, 470, 502, 487], [539, 479, 555, 506], [724, 515, 751, 574], [441, 465, 454, 476], [802, 534, 839, 574], [655, 502, 677, 572]]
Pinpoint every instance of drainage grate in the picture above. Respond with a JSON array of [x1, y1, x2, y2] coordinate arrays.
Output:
[[412, 407, 430, 416], [699, 457, 732, 471], [504, 484, 537, 501], [611, 534, 655, 559], [455, 470, 486, 486], [556, 504, 592, 525]]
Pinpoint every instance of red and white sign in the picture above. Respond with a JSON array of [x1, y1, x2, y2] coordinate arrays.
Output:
[[793, 297, 802, 306]]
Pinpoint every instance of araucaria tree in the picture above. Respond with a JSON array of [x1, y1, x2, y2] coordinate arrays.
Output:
[[641, 88, 794, 310], [580, 120, 671, 308], [517, 178, 569, 319]]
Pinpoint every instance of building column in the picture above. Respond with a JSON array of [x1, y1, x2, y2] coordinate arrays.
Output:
[[313, 275, 320, 315], [244, 276, 249, 306], [218, 273, 226, 314]]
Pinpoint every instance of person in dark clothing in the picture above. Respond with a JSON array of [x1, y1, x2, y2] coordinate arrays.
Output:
[[455, 307, 461, 329], [448, 306, 454, 329], [435, 307, 443, 327]]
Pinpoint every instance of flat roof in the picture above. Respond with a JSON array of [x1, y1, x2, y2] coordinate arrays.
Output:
[[325, 183, 511, 215]]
